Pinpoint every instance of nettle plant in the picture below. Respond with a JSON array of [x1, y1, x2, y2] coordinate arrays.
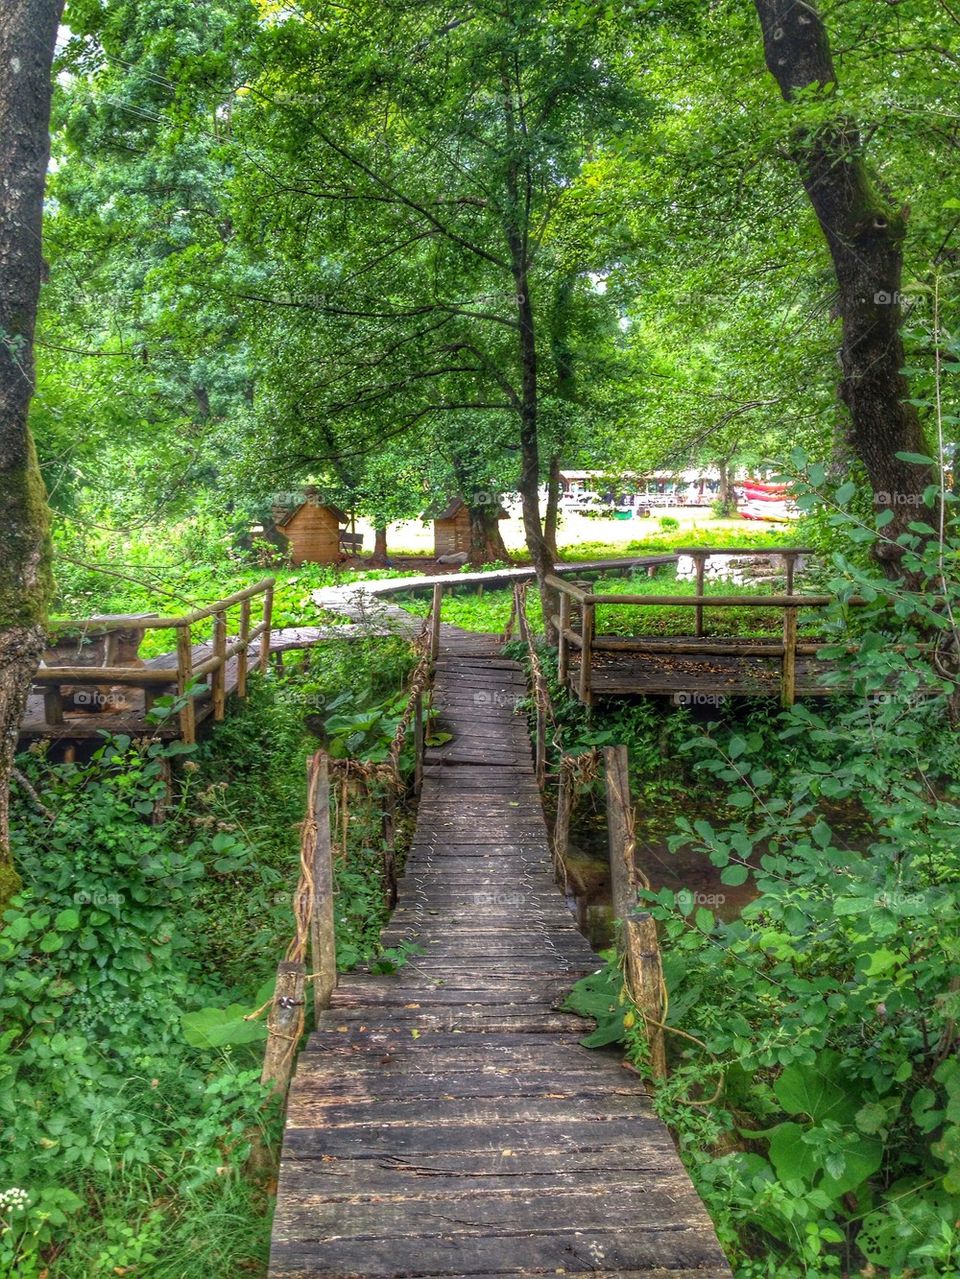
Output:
[[632, 494, 960, 1274], [1, 738, 270, 1275]]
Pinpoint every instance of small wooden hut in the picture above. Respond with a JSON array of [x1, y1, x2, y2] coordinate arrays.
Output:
[[425, 497, 508, 559], [274, 490, 347, 565]]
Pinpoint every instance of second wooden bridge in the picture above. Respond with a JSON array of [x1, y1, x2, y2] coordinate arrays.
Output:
[[269, 626, 731, 1278]]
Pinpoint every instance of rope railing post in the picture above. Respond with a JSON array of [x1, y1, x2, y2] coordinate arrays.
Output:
[[261, 960, 306, 1095], [578, 599, 595, 706], [693, 552, 707, 638], [413, 692, 424, 795], [783, 550, 797, 596], [557, 590, 570, 685], [237, 597, 251, 699], [553, 757, 573, 891], [604, 745, 667, 1079], [211, 609, 227, 721], [308, 755, 337, 1019], [175, 623, 196, 745], [259, 583, 274, 673], [430, 582, 443, 660]]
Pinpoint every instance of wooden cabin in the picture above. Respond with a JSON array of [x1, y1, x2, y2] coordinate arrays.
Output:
[[426, 497, 508, 559], [274, 491, 348, 565]]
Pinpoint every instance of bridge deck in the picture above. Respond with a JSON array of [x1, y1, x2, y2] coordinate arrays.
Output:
[[570, 640, 838, 701], [268, 633, 731, 1278]]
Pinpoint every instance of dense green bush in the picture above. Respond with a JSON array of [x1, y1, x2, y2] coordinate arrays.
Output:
[[565, 493, 960, 1277], [1, 635, 417, 1277]]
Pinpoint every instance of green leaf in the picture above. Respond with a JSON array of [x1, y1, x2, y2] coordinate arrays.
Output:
[[181, 1004, 269, 1049], [774, 1049, 858, 1124], [39, 932, 64, 953], [720, 863, 749, 886], [54, 909, 81, 931]]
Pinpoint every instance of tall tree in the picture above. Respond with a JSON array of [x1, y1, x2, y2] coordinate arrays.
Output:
[[753, 0, 936, 569], [232, 0, 640, 617], [0, 0, 62, 897]]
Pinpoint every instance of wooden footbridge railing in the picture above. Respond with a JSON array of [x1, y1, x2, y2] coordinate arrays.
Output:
[[32, 578, 275, 743], [546, 547, 858, 706]]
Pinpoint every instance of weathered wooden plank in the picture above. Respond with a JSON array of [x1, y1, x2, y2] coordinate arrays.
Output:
[[270, 1223, 728, 1277]]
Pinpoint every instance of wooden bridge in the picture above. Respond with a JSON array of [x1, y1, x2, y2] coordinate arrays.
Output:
[[268, 625, 731, 1279], [546, 548, 848, 707]]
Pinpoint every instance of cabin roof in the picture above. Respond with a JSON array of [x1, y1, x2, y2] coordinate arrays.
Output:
[[275, 499, 348, 528], [422, 496, 508, 521]]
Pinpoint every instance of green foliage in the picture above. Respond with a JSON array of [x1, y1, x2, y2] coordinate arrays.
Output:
[[1, 737, 275, 1277], [565, 512, 960, 1276], [1, 633, 416, 1276]]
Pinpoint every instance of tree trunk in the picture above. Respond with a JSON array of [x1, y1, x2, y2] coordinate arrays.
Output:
[[0, 0, 62, 900], [543, 453, 561, 559], [754, 0, 935, 575], [502, 66, 555, 637], [467, 505, 511, 566], [718, 459, 731, 510], [370, 525, 388, 566]]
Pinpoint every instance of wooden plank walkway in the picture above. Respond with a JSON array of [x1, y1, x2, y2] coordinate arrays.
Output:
[[268, 632, 732, 1278], [572, 643, 838, 701]]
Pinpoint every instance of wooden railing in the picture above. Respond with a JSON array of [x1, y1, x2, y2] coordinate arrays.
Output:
[[36, 578, 275, 743], [546, 549, 847, 708]]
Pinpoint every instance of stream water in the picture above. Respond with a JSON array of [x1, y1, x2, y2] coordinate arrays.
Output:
[[560, 803, 758, 951]]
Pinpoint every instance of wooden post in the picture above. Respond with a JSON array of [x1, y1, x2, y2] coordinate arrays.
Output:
[[308, 756, 337, 1019], [535, 701, 546, 789], [784, 552, 797, 597], [604, 745, 667, 1079], [553, 759, 573, 890], [557, 591, 570, 684], [212, 610, 227, 722], [175, 624, 196, 745], [413, 692, 424, 794], [430, 582, 443, 660], [604, 746, 634, 924], [578, 600, 595, 705], [782, 607, 798, 708], [693, 553, 706, 638], [630, 911, 668, 1080], [646, 563, 657, 578], [259, 584, 273, 673], [237, 598, 251, 699], [43, 686, 64, 726], [261, 960, 306, 1095]]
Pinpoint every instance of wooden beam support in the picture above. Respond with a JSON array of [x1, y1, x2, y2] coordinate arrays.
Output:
[[259, 583, 274, 674], [430, 582, 443, 660], [557, 591, 570, 684], [211, 610, 227, 722], [175, 624, 197, 745], [237, 597, 251, 698], [308, 755, 337, 1019], [261, 960, 306, 1096], [578, 602, 595, 706], [604, 745, 666, 1079], [693, 553, 706, 638], [782, 607, 798, 708]]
